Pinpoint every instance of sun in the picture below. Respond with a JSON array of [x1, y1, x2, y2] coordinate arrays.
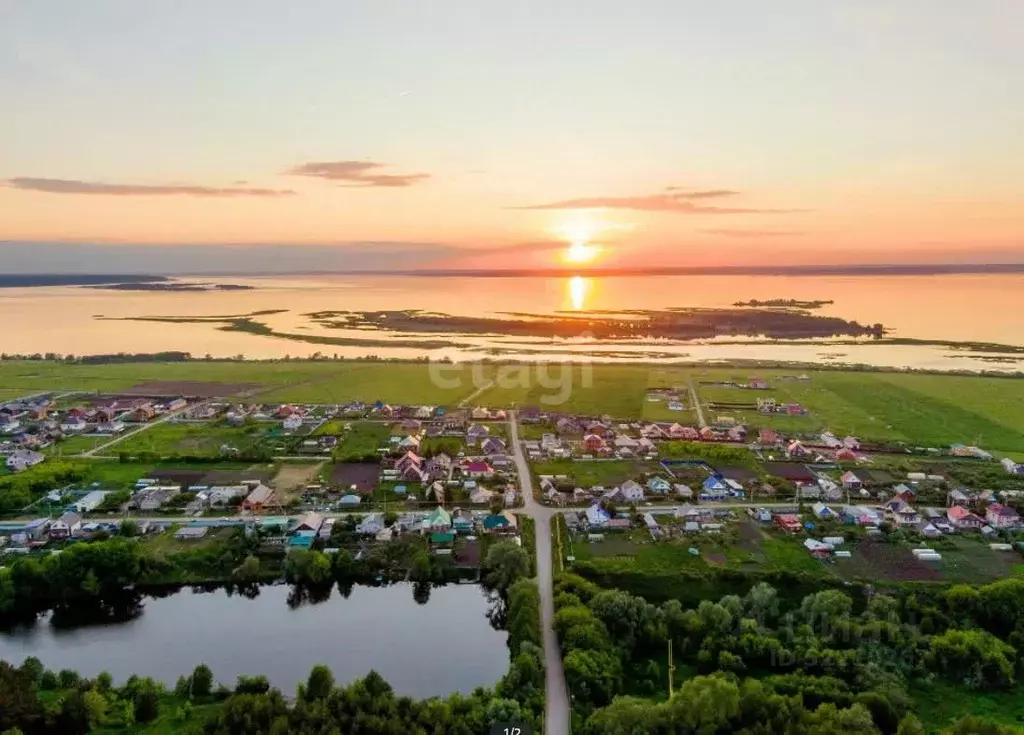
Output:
[[564, 241, 600, 264], [554, 213, 607, 265]]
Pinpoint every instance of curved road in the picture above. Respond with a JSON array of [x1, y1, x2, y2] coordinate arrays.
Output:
[[509, 412, 571, 735]]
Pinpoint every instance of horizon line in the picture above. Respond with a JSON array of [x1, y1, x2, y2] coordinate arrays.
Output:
[[4, 262, 1024, 280]]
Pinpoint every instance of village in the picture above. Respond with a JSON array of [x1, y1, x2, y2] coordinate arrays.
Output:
[[2, 376, 1024, 585]]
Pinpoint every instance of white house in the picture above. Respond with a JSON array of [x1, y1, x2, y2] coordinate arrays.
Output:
[[1003, 458, 1024, 474], [618, 479, 645, 502], [1, 418, 21, 433], [49, 511, 82, 540], [6, 449, 45, 472], [283, 415, 303, 431], [357, 513, 386, 536], [68, 490, 108, 513]]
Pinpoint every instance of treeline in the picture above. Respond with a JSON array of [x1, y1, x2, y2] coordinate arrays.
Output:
[[553, 572, 1024, 733], [0, 531, 284, 621]]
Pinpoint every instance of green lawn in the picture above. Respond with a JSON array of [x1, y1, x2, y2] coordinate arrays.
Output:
[[476, 365, 651, 416], [254, 362, 489, 405], [334, 421, 392, 460], [110, 423, 259, 457], [911, 680, 1024, 733], [0, 360, 486, 405], [313, 419, 349, 435], [532, 459, 660, 487], [45, 433, 110, 456]]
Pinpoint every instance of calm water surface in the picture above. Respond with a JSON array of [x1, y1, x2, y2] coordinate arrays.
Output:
[[1, 273, 1022, 370], [0, 584, 507, 697]]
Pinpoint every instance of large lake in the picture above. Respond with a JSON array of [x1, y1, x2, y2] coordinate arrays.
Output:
[[0, 583, 508, 698], [1, 273, 1023, 370]]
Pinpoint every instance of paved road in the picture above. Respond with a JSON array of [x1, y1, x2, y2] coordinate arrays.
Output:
[[509, 413, 571, 735]]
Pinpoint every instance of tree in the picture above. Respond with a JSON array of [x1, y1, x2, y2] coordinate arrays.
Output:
[[191, 664, 214, 698], [942, 715, 1019, 735], [897, 714, 926, 735], [482, 541, 532, 597], [666, 674, 742, 733], [409, 551, 433, 583], [285, 549, 332, 586], [58, 668, 81, 689], [233, 555, 262, 582], [927, 629, 1016, 688], [124, 678, 162, 724], [564, 648, 622, 707], [95, 671, 113, 694], [83, 689, 109, 726], [304, 665, 334, 702], [119, 519, 140, 537], [803, 703, 879, 734], [235, 675, 271, 695], [55, 690, 91, 735], [583, 695, 664, 734], [175, 675, 192, 699], [17, 657, 43, 687], [0, 662, 44, 734]]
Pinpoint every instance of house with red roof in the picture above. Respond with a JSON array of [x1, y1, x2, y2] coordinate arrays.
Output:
[[947, 505, 985, 530]]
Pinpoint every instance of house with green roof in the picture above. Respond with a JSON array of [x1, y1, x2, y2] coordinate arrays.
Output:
[[422, 506, 452, 532], [482, 510, 518, 533]]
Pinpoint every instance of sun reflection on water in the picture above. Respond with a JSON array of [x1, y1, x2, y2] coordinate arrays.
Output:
[[568, 275, 590, 311]]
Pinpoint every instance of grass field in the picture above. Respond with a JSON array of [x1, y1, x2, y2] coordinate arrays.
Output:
[[110, 423, 258, 457], [45, 434, 110, 455], [4, 360, 1024, 451], [334, 421, 392, 460], [532, 459, 660, 487], [911, 680, 1024, 732], [691, 368, 1024, 452]]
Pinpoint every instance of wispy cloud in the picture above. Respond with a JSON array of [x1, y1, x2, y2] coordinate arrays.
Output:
[[701, 228, 804, 238], [6, 178, 295, 197], [511, 190, 799, 215], [664, 187, 740, 198], [285, 161, 430, 187]]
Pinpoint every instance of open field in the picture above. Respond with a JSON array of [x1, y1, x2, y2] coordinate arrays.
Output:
[[0, 361, 487, 405], [532, 459, 661, 487], [44, 434, 110, 455], [690, 367, 1024, 451], [110, 422, 259, 457], [475, 365, 651, 416], [334, 422, 391, 460], [4, 360, 1024, 450], [326, 462, 379, 493], [271, 462, 323, 500]]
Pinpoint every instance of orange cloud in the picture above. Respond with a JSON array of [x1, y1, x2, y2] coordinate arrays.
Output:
[[285, 160, 430, 187], [511, 190, 799, 214], [700, 228, 805, 238], [6, 177, 295, 197]]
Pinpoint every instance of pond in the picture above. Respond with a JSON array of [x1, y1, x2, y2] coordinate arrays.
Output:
[[0, 583, 508, 698]]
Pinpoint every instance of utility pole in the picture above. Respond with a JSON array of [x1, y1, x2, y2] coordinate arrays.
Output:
[[668, 638, 675, 697]]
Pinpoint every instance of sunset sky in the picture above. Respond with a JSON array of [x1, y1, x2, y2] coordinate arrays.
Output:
[[2, 1, 1023, 272]]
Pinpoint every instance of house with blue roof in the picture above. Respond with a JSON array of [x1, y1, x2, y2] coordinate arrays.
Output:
[[339, 494, 361, 505], [289, 530, 316, 549], [700, 475, 728, 501]]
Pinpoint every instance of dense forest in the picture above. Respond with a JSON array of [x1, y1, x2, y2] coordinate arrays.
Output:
[[553, 571, 1024, 733]]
